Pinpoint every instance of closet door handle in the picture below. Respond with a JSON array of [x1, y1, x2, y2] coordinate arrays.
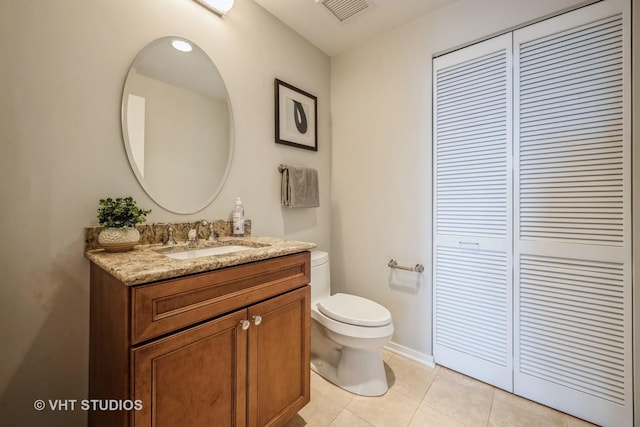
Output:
[[240, 320, 250, 330], [252, 315, 262, 326]]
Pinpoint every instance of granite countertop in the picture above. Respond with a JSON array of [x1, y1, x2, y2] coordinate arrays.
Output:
[[85, 236, 316, 286]]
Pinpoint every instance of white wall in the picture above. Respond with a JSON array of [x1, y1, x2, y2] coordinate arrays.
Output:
[[330, 0, 616, 362], [0, 1, 330, 425], [632, 3, 639, 425]]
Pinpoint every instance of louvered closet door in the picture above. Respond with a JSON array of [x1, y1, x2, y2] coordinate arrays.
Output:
[[513, 1, 632, 425], [432, 34, 513, 391]]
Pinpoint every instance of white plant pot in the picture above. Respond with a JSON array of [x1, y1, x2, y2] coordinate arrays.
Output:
[[98, 227, 140, 252]]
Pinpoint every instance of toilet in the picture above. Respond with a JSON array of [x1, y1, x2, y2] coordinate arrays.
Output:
[[309, 251, 394, 396]]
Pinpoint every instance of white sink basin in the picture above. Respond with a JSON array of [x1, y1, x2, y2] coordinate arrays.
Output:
[[164, 245, 254, 260]]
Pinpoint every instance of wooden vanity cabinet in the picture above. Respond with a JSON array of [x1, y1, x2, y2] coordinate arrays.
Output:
[[89, 252, 311, 427]]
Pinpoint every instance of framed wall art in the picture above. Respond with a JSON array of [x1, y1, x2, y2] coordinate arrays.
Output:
[[275, 79, 318, 151]]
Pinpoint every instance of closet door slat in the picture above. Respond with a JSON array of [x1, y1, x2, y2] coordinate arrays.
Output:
[[517, 14, 625, 244], [435, 45, 509, 238]]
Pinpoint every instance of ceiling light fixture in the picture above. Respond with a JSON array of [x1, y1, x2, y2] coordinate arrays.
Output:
[[193, 0, 234, 16]]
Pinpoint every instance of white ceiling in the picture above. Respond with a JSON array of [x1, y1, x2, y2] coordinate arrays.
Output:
[[253, 0, 460, 56]]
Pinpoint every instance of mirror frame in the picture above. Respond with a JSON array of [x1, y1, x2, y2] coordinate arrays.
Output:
[[121, 36, 234, 214]]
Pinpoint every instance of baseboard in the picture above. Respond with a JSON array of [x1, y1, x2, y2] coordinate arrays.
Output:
[[384, 341, 435, 368]]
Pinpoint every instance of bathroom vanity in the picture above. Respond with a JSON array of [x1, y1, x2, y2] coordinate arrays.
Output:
[[86, 236, 314, 427]]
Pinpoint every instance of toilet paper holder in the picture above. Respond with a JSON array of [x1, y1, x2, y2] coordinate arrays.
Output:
[[388, 259, 424, 273]]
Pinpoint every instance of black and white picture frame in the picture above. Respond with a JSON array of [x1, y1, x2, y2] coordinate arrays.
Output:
[[275, 79, 318, 151]]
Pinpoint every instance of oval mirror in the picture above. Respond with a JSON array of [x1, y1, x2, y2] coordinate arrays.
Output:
[[121, 36, 233, 214]]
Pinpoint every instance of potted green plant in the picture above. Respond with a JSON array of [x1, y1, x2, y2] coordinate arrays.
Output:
[[97, 197, 151, 252]]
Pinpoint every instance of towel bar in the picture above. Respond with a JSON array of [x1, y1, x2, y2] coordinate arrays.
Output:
[[279, 164, 320, 208], [388, 259, 424, 273]]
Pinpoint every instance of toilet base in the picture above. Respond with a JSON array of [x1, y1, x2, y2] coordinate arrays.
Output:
[[311, 347, 388, 397]]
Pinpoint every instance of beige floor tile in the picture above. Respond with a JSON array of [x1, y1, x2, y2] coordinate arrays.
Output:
[[422, 372, 494, 426], [436, 367, 495, 394], [408, 404, 468, 427], [329, 409, 374, 427], [489, 396, 566, 427], [311, 372, 356, 409], [346, 389, 421, 427], [381, 348, 395, 362], [385, 354, 437, 401], [284, 414, 310, 427], [565, 415, 599, 427], [294, 356, 606, 427], [285, 388, 343, 427], [492, 389, 566, 426]]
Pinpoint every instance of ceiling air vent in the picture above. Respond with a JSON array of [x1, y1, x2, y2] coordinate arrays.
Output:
[[319, 0, 371, 22]]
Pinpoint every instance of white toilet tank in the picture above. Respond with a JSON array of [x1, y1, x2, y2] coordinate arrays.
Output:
[[310, 251, 331, 303]]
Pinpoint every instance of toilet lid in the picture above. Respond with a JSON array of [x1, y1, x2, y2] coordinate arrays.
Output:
[[317, 293, 392, 327]]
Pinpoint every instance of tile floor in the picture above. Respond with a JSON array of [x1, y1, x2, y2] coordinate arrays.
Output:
[[286, 350, 597, 427]]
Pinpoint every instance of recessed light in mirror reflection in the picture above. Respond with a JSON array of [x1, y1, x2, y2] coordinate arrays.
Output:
[[171, 39, 193, 52]]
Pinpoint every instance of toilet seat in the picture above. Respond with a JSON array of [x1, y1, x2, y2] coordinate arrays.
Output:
[[317, 293, 392, 327]]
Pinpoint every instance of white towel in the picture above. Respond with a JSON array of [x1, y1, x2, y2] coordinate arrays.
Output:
[[281, 165, 320, 208]]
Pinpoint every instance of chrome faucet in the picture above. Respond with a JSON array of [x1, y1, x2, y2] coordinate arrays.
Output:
[[207, 222, 216, 242], [164, 224, 177, 246], [187, 220, 213, 247]]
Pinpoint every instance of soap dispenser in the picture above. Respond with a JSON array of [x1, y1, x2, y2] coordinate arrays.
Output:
[[232, 197, 245, 237]]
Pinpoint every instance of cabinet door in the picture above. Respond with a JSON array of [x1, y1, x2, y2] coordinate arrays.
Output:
[[247, 286, 310, 427], [132, 310, 248, 427]]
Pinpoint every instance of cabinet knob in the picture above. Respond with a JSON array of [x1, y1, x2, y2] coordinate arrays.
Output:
[[240, 319, 250, 330], [252, 315, 262, 326]]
